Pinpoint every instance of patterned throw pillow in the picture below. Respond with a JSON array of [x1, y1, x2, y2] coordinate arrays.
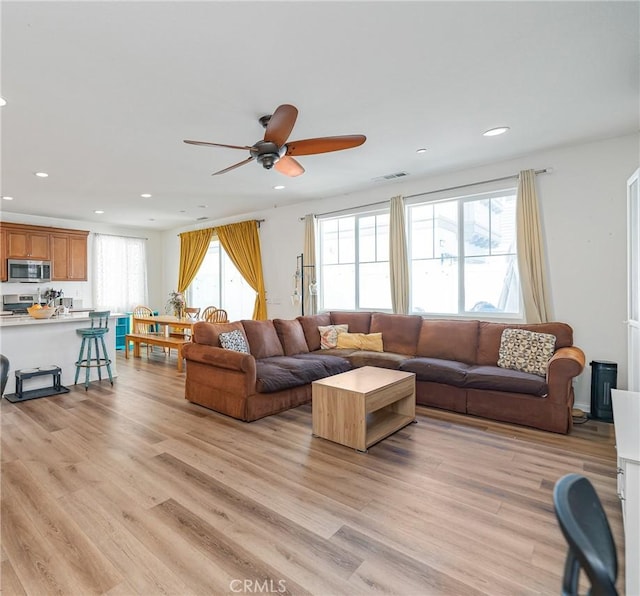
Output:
[[497, 328, 556, 377], [317, 324, 349, 349], [219, 329, 249, 354]]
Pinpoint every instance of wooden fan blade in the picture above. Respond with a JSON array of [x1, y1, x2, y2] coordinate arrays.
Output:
[[212, 157, 255, 176], [286, 135, 366, 156], [263, 104, 298, 147], [275, 155, 305, 177], [184, 139, 252, 150]]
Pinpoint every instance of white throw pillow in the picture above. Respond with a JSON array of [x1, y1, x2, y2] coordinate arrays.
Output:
[[317, 324, 349, 349]]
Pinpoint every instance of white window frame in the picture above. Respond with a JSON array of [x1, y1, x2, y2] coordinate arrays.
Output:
[[406, 188, 522, 319], [317, 208, 392, 313]]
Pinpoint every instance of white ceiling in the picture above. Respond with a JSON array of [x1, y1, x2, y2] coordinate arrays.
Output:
[[1, 1, 638, 231]]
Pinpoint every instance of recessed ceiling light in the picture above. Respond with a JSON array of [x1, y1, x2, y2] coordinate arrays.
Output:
[[2, 196, 13, 201], [0, 97, 6, 107], [483, 126, 510, 137], [35, 172, 49, 177], [94, 210, 104, 214], [416, 148, 428, 154], [140, 193, 152, 198], [273, 185, 285, 190]]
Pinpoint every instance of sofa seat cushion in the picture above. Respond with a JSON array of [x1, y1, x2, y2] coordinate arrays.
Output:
[[347, 350, 412, 370], [399, 358, 470, 386], [463, 365, 548, 397], [255, 355, 350, 394]]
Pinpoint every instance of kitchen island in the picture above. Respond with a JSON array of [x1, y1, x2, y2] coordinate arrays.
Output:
[[0, 312, 127, 395]]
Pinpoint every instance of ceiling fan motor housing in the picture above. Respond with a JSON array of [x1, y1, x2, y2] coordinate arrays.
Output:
[[251, 141, 286, 170]]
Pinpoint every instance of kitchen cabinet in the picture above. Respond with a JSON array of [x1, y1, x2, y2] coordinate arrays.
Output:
[[6, 227, 50, 259], [51, 232, 88, 281], [0, 227, 6, 281], [0, 222, 89, 282]]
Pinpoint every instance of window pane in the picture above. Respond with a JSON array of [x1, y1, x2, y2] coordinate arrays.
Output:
[[359, 262, 391, 310], [411, 258, 458, 314], [376, 214, 390, 261], [490, 196, 517, 254], [321, 219, 339, 265], [359, 216, 376, 262], [321, 263, 355, 310], [464, 199, 491, 257], [338, 217, 355, 263], [434, 201, 458, 258], [464, 254, 519, 313], [221, 251, 256, 322], [410, 204, 434, 259]]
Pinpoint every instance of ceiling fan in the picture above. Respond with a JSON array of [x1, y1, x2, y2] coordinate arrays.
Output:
[[184, 104, 366, 177]]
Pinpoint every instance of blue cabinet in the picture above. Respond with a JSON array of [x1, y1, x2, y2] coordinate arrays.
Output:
[[115, 315, 130, 351]]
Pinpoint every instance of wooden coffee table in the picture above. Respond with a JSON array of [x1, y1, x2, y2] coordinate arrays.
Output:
[[312, 366, 416, 452]]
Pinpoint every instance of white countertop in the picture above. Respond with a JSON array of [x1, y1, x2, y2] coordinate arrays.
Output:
[[0, 312, 127, 327]]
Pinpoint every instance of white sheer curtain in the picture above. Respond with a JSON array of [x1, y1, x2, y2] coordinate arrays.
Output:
[[516, 169, 551, 322], [93, 234, 148, 312], [303, 214, 317, 316], [389, 195, 409, 314]]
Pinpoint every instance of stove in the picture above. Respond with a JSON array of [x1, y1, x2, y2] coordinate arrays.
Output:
[[2, 293, 40, 315]]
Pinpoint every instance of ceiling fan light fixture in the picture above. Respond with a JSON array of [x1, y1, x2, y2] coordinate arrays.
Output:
[[483, 126, 510, 137], [257, 152, 280, 170]]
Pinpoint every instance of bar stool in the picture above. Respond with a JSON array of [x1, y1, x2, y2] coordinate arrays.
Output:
[[74, 310, 113, 390]]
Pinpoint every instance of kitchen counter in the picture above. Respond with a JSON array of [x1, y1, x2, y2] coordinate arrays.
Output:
[[0, 311, 125, 327], [1, 313, 127, 395]]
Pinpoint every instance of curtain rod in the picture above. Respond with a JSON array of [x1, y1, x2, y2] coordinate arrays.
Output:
[[94, 232, 148, 240], [307, 168, 550, 219]]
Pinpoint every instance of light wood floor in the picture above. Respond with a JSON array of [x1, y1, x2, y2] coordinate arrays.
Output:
[[1, 350, 625, 596]]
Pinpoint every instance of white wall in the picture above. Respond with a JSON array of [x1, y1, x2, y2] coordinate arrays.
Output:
[[165, 133, 639, 409], [0, 213, 164, 312]]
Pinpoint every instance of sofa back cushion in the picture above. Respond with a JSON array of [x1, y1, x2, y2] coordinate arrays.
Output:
[[193, 321, 248, 347], [370, 312, 423, 355], [416, 319, 479, 365], [297, 313, 331, 351], [330, 311, 371, 333], [273, 319, 310, 356], [241, 320, 285, 359], [476, 321, 573, 366]]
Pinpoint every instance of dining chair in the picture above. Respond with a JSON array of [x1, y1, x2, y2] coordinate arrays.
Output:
[[206, 308, 228, 323], [553, 473, 619, 596], [201, 306, 218, 321], [185, 306, 201, 321], [132, 305, 164, 356]]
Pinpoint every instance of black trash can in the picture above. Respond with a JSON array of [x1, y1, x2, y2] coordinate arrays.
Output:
[[589, 360, 617, 422]]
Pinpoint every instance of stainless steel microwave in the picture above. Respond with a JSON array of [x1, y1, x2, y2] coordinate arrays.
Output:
[[7, 259, 52, 283]]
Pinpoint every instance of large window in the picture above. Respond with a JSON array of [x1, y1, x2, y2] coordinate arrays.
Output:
[[318, 211, 392, 311], [408, 190, 520, 316], [187, 238, 255, 321], [93, 234, 147, 312]]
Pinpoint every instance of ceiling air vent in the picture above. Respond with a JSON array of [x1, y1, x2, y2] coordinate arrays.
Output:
[[196, 216, 209, 221], [372, 171, 410, 182]]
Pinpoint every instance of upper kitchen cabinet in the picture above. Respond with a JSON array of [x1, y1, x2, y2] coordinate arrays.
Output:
[[0, 222, 89, 282], [0, 227, 6, 281], [51, 231, 89, 281], [6, 225, 50, 259]]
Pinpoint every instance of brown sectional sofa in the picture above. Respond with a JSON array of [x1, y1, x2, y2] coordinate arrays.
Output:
[[182, 312, 586, 433]]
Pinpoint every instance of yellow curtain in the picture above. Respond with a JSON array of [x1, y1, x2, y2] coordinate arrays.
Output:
[[216, 220, 267, 320], [177, 228, 214, 293]]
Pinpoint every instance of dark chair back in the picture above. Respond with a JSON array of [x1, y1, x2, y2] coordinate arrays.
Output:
[[553, 473, 618, 596]]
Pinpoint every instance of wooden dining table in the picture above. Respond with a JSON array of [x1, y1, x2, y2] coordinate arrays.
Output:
[[131, 314, 198, 338]]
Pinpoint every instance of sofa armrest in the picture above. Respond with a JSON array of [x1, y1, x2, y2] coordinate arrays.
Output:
[[547, 346, 586, 380], [182, 343, 256, 377]]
